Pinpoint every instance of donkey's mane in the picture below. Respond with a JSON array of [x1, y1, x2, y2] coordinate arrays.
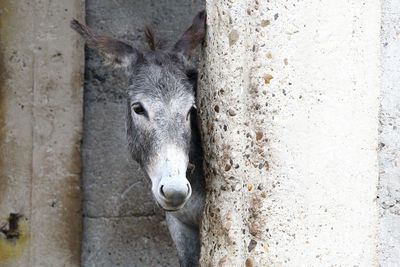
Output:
[[144, 26, 162, 51]]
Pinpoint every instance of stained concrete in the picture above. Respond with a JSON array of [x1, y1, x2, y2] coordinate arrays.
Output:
[[0, 0, 84, 266], [81, 0, 204, 266]]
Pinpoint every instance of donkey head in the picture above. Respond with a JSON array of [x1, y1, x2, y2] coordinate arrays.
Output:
[[71, 11, 206, 211]]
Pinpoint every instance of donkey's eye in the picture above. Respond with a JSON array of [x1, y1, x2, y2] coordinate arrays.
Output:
[[132, 102, 146, 116]]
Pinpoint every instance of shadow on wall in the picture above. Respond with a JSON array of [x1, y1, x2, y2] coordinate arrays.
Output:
[[81, 0, 204, 266]]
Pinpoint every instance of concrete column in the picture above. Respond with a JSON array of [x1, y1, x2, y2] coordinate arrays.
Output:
[[0, 0, 84, 266], [199, 0, 380, 265]]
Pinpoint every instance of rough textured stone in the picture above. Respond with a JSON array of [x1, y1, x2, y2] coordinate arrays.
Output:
[[82, 0, 204, 266], [198, 0, 380, 266]]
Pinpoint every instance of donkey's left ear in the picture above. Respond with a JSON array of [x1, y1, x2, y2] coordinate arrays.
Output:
[[173, 10, 206, 58], [71, 19, 142, 68]]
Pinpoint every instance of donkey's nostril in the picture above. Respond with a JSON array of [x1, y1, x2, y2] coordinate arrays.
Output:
[[160, 185, 166, 197]]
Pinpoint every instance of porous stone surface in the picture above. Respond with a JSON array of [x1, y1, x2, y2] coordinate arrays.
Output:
[[81, 0, 204, 266], [198, 0, 380, 266]]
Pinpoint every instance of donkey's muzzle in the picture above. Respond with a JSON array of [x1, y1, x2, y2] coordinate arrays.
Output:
[[158, 180, 191, 208]]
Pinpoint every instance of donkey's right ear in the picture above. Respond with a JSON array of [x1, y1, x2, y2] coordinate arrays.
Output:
[[173, 10, 206, 58], [71, 19, 142, 68]]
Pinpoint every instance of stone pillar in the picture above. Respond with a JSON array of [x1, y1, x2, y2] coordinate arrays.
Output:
[[199, 0, 380, 265], [0, 0, 84, 266]]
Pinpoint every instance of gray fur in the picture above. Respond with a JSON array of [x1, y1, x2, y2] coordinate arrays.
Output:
[[72, 11, 206, 267], [125, 50, 205, 267]]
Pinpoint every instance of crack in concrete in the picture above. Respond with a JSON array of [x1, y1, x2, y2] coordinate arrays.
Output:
[[83, 213, 158, 219]]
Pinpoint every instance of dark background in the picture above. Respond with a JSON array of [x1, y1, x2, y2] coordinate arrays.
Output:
[[81, 0, 204, 266]]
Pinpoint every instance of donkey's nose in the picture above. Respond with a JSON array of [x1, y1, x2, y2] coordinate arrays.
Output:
[[159, 181, 191, 207]]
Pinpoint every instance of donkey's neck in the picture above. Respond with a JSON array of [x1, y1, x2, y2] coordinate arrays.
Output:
[[188, 113, 205, 190]]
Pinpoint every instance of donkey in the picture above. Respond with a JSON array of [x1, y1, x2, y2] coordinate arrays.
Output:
[[71, 11, 206, 267]]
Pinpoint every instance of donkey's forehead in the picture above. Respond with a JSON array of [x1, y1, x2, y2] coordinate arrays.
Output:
[[128, 61, 194, 99], [129, 89, 194, 107]]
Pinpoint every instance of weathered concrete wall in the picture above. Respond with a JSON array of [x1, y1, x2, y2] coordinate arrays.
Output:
[[379, 1, 400, 265], [81, 0, 204, 266], [198, 0, 380, 265], [0, 0, 84, 266]]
